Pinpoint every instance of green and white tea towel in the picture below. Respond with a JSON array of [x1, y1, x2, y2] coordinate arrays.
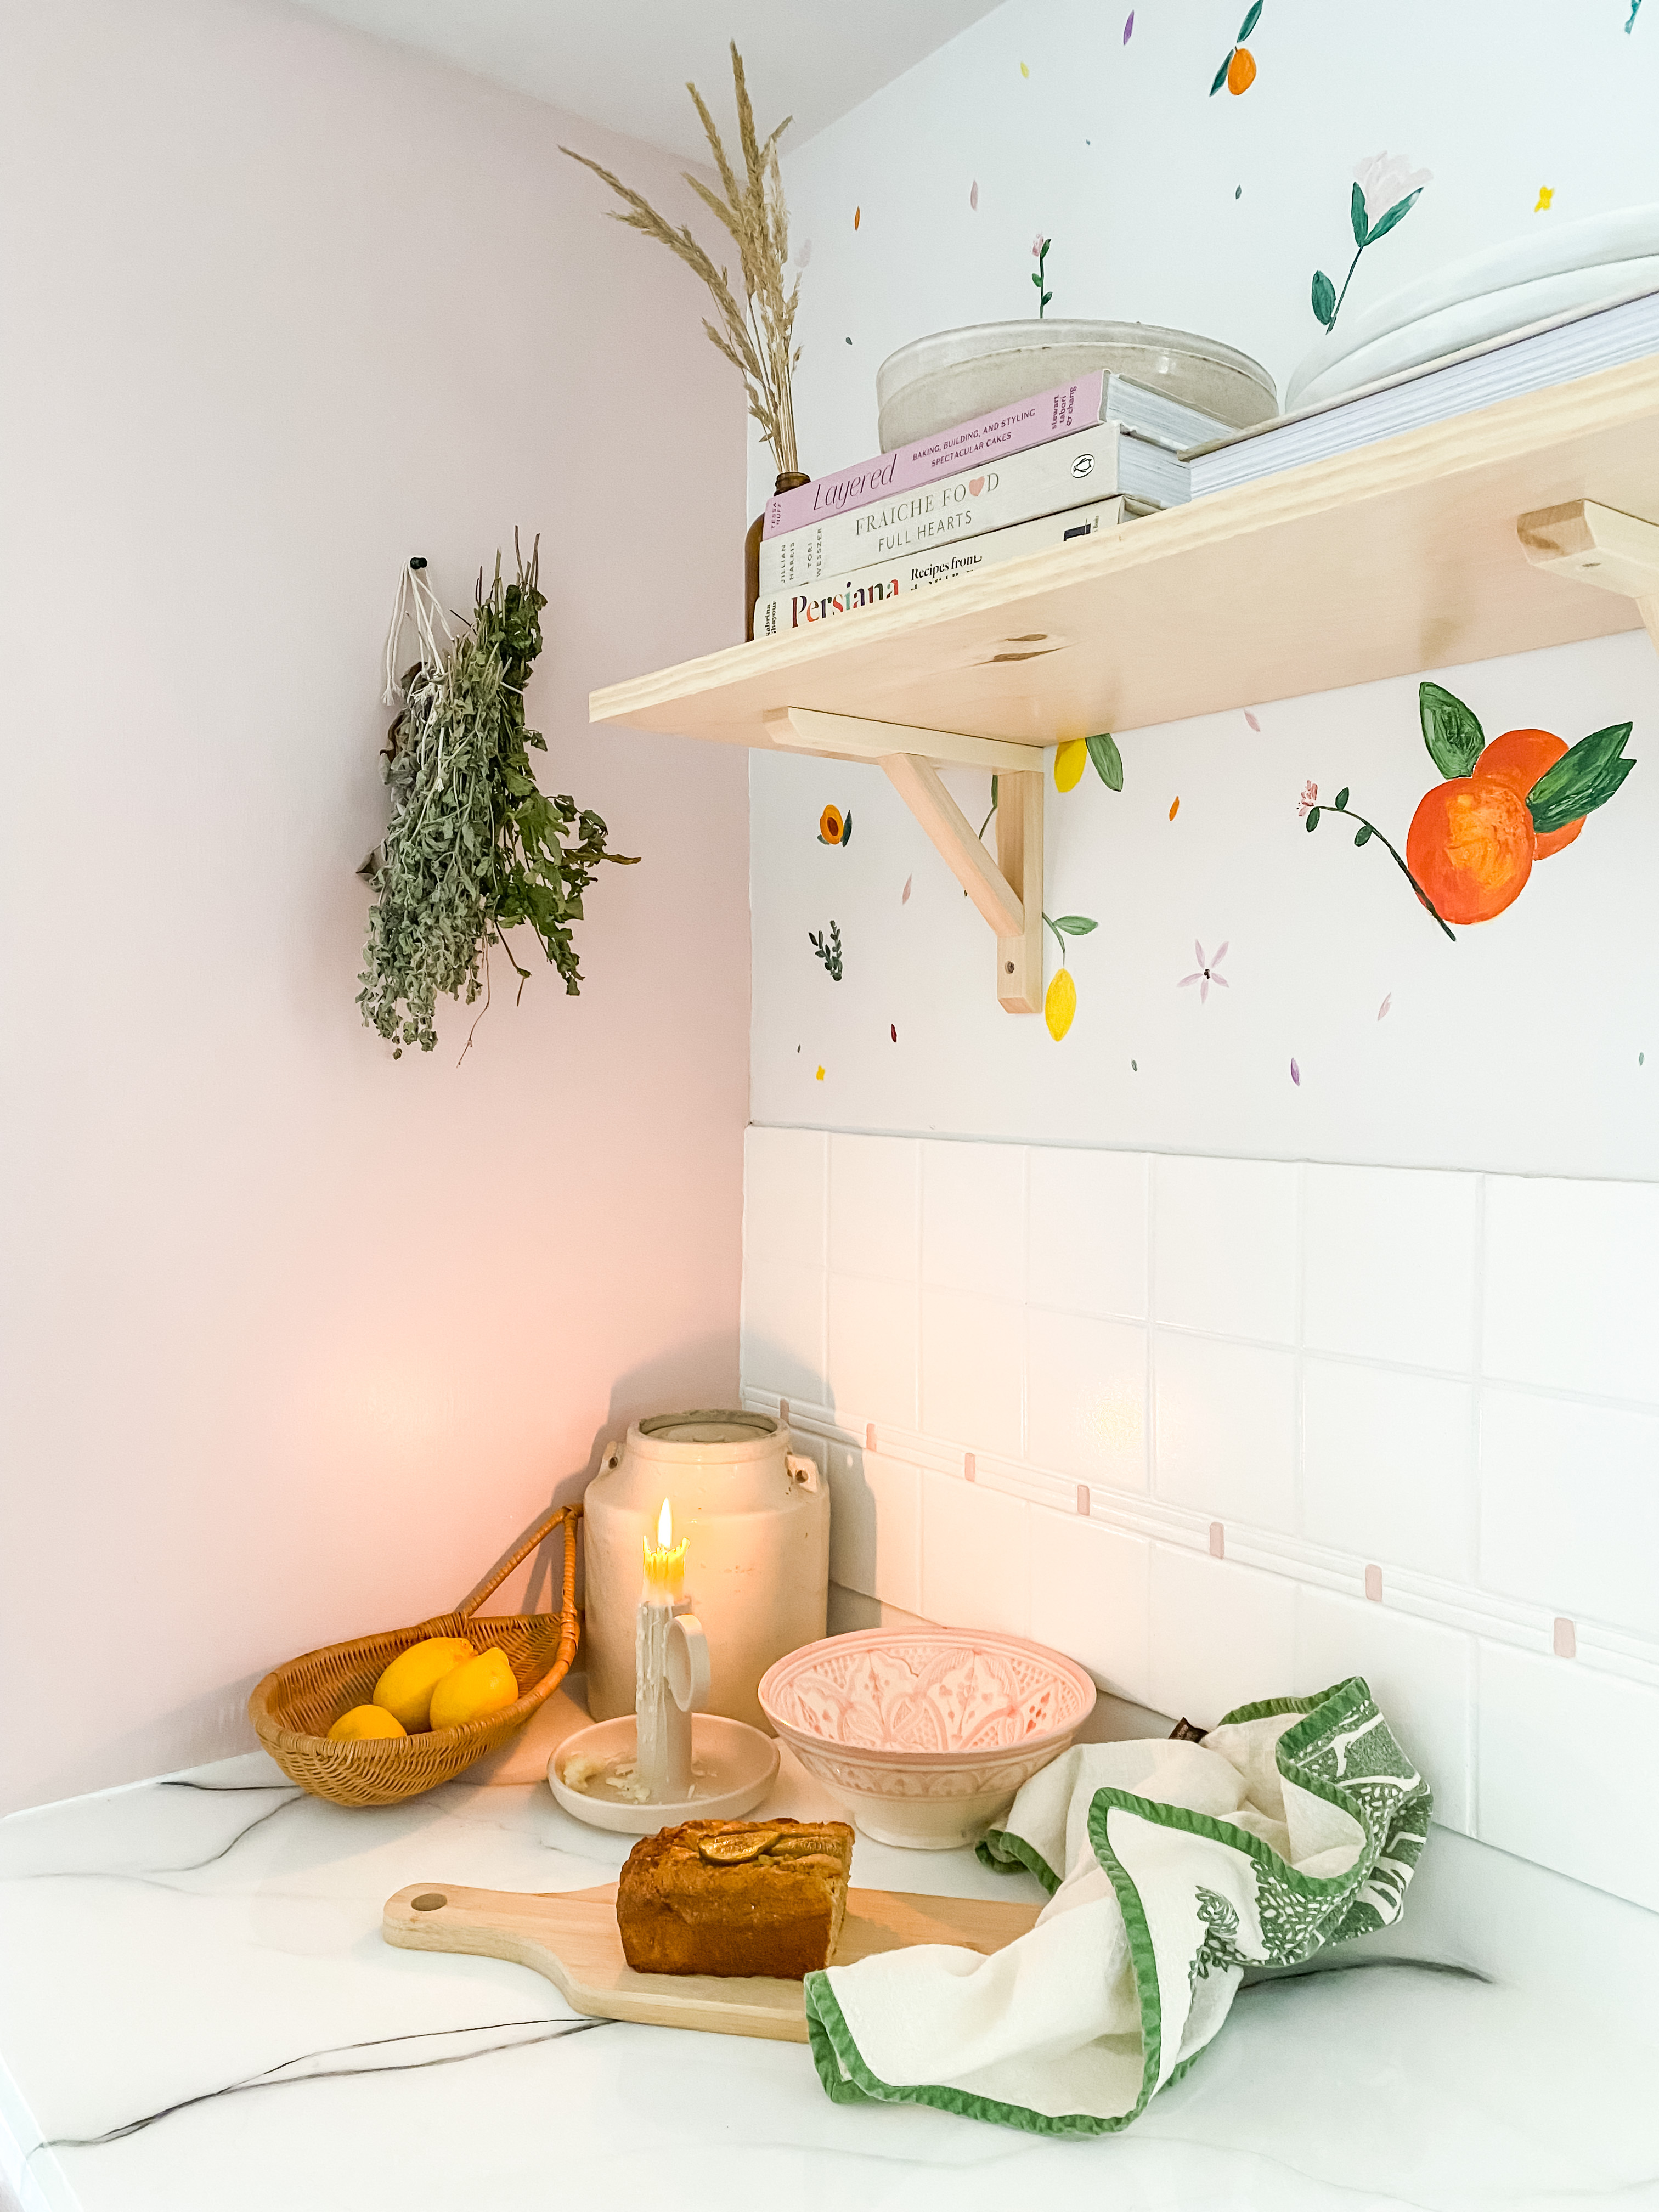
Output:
[[803, 1677, 1430, 2136]]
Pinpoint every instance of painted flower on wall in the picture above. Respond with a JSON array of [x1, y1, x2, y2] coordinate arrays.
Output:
[[1179, 940, 1229, 1002], [1031, 233, 1053, 318], [1311, 153, 1431, 332], [1210, 1, 1263, 94]]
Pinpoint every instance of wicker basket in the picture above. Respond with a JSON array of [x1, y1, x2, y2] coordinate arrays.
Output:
[[247, 1503, 580, 1808]]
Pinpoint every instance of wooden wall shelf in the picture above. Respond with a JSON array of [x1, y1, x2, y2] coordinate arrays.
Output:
[[590, 357, 1659, 1011]]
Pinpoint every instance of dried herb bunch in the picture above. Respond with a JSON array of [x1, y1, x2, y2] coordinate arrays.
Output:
[[358, 542, 637, 1058], [561, 43, 800, 471]]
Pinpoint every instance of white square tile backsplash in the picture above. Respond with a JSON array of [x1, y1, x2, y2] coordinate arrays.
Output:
[[1301, 1359, 1476, 1581], [1026, 1308, 1147, 1492], [740, 1128, 1659, 1916], [1482, 1176, 1659, 1402], [1302, 1164, 1479, 1373], [1028, 1147, 1148, 1320], [1153, 1330, 1297, 1531], [1152, 1153, 1298, 1344]]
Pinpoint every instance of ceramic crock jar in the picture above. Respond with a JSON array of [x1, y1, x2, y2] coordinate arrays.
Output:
[[583, 1410, 828, 1731]]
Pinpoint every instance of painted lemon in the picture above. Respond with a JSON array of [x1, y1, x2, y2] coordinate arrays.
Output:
[[1045, 968, 1077, 1041], [373, 1637, 476, 1732], [328, 1704, 406, 1743], [1054, 738, 1087, 792], [428, 1646, 520, 1732]]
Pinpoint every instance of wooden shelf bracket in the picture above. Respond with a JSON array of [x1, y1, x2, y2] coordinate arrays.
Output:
[[1518, 499, 1659, 653], [763, 707, 1045, 1015]]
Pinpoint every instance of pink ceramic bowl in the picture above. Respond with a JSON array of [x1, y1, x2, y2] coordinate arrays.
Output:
[[758, 1627, 1096, 1849]]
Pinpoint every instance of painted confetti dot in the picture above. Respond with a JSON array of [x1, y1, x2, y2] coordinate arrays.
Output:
[[1535, 185, 1554, 212], [1244, 710, 1261, 732], [1169, 797, 1180, 820], [1290, 1057, 1301, 1086], [853, 206, 860, 230], [1378, 993, 1392, 1022], [901, 874, 912, 904], [970, 179, 979, 210], [1131, 1058, 1138, 1071], [1123, 10, 1134, 40], [815, 1065, 825, 1081], [1020, 60, 1029, 77], [890, 1024, 898, 1042]]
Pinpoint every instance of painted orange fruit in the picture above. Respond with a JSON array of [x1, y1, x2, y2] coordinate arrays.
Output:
[[819, 804, 843, 843], [1406, 775, 1534, 924], [1227, 46, 1256, 93], [1476, 726, 1582, 858]]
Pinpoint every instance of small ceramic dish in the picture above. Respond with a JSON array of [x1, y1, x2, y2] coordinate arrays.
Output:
[[548, 1714, 778, 1836], [759, 1627, 1096, 1849]]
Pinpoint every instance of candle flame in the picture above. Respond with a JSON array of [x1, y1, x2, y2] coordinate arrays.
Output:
[[658, 1497, 673, 1548]]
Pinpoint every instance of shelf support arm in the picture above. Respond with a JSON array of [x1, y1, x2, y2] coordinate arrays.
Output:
[[762, 707, 1045, 1015], [1518, 500, 1659, 654]]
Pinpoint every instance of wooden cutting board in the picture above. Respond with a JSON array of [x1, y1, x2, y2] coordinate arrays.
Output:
[[382, 1881, 1042, 2043]]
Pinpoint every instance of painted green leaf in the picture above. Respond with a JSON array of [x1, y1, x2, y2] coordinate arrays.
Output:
[[842, 810, 853, 847], [990, 774, 999, 802], [1311, 269, 1336, 328], [1086, 731, 1125, 791], [1051, 915, 1098, 935], [1527, 721, 1637, 833], [1354, 823, 1372, 846], [1351, 179, 1369, 248], [1334, 785, 1351, 810], [1305, 806, 1321, 830], [1419, 681, 1485, 777], [1210, 50, 1233, 93], [1365, 189, 1422, 245], [1238, 0, 1263, 37]]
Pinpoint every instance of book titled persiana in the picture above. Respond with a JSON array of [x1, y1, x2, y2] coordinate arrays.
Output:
[[761, 374, 1107, 539]]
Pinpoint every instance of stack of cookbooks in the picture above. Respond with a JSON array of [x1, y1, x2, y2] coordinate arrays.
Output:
[[754, 369, 1231, 640]]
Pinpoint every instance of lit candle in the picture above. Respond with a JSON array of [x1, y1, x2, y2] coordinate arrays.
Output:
[[635, 1499, 691, 1799]]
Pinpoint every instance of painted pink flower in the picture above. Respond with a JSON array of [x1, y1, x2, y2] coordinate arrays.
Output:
[[1179, 940, 1229, 1003], [1296, 779, 1318, 817], [1353, 152, 1432, 228], [1032, 231, 1048, 258]]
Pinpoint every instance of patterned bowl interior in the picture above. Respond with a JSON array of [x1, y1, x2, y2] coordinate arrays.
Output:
[[761, 1632, 1093, 1760]]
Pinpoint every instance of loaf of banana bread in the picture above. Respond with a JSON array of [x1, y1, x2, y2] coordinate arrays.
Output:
[[616, 1818, 855, 1979]]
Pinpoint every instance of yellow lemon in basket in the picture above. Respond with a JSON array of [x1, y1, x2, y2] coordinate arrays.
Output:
[[373, 1637, 477, 1732], [328, 1704, 406, 1742], [428, 1646, 519, 1732], [1054, 738, 1087, 792]]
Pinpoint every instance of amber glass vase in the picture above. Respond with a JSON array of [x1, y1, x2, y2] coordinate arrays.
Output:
[[746, 470, 810, 641]]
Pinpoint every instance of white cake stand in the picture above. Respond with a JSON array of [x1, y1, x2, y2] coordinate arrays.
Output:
[[547, 1714, 780, 1836]]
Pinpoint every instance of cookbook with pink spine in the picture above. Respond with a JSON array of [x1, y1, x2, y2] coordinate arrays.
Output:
[[761, 373, 1107, 539]]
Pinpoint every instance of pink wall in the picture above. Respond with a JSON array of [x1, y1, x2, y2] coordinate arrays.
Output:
[[0, 0, 749, 1810]]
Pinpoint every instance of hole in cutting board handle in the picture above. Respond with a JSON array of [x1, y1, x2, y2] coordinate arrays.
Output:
[[411, 1892, 449, 1912]]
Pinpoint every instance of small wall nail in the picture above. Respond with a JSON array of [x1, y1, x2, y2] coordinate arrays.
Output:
[[963, 1452, 976, 1483], [1076, 1483, 1090, 1517], [1364, 1565, 1383, 1602], [1553, 1617, 1577, 1658], [1209, 1522, 1224, 1559]]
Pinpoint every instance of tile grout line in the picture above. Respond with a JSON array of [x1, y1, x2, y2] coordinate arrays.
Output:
[[1142, 1153, 1159, 1702], [1469, 1170, 1488, 1843]]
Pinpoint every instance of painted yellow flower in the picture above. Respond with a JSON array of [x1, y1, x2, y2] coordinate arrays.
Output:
[[1054, 738, 1087, 792], [1045, 968, 1076, 1040]]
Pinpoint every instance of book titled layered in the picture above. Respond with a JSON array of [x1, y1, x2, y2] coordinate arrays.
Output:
[[759, 424, 1186, 592], [764, 370, 1226, 541], [755, 496, 1131, 639], [1186, 283, 1659, 496]]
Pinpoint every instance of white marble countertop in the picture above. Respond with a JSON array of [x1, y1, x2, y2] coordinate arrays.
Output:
[[2, 1684, 1656, 2212]]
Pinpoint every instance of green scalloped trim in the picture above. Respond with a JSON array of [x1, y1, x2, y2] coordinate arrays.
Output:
[[975, 1825, 1060, 1893]]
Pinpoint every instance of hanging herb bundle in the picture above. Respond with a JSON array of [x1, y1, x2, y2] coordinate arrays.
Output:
[[358, 541, 637, 1058]]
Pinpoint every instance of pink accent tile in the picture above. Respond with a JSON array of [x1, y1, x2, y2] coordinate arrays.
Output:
[[1076, 1483, 1090, 1517], [1553, 1617, 1577, 1659], [964, 1451, 976, 1482], [1365, 1565, 1384, 1602], [1209, 1522, 1225, 1559]]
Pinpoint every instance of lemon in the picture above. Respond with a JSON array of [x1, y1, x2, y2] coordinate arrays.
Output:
[[428, 1646, 519, 1731], [328, 1703, 406, 1742], [1054, 738, 1087, 792], [1045, 967, 1077, 1041], [373, 1637, 477, 1732]]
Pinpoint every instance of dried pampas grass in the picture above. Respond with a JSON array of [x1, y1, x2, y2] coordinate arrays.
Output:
[[562, 43, 801, 472]]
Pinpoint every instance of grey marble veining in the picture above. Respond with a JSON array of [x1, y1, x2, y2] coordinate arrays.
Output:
[[2, 1687, 1656, 2212]]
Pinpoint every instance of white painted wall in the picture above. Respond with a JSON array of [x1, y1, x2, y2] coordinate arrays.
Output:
[[0, 0, 748, 1813]]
